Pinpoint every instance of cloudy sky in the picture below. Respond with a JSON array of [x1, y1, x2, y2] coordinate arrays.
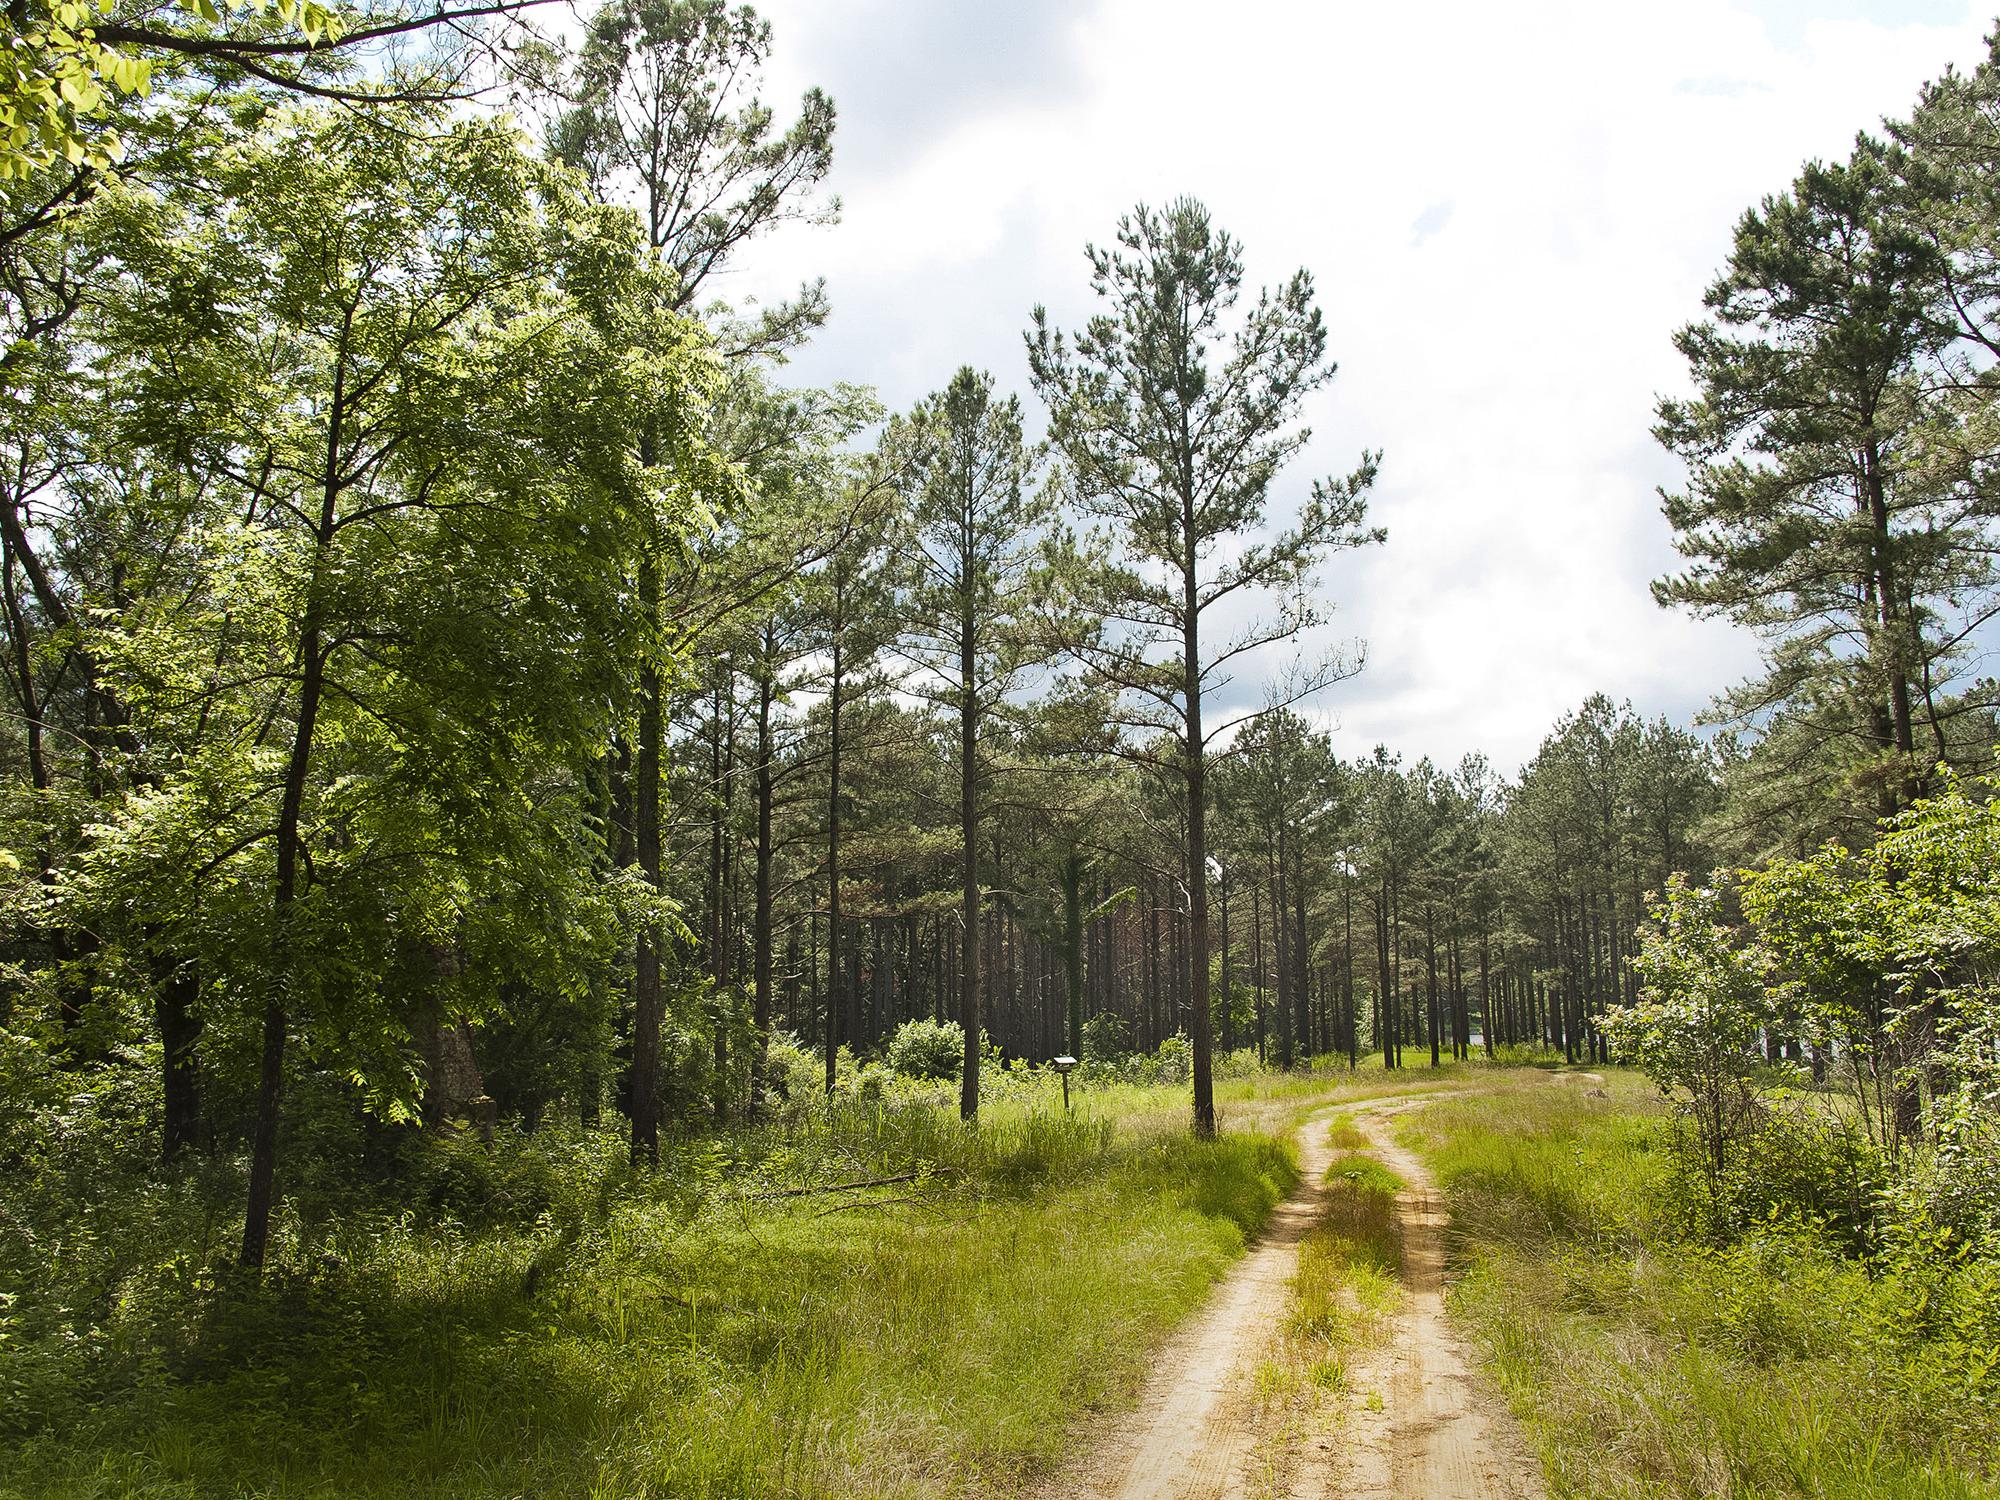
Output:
[[724, 0, 1996, 774]]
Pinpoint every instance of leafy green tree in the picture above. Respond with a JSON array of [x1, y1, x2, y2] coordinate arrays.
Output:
[[71, 104, 720, 1263], [552, 0, 836, 1152], [1217, 710, 1336, 1069], [0, 0, 561, 247], [1613, 875, 1770, 1196], [1028, 197, 1382, 1135]]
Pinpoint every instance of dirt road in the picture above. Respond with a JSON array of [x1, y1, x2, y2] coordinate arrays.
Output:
[[1331, 1100, 1545, 1500], [1040, 1090, 1545, 1500]]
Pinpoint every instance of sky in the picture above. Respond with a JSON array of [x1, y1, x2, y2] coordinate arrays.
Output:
[[723, 0, 1998, 775]]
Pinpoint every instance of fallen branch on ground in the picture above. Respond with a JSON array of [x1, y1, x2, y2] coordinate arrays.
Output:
[[813, 1196, 922, 1218], [752, 1171, 937, 1200]]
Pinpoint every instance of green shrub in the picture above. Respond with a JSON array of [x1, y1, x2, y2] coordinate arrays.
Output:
[[1682, 1104, 1886, 1251], [882, 1017, 966, 1081], [1080, 1010, 1132, 1064]]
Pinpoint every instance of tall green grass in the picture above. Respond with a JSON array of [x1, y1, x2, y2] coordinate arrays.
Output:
[[1411, 1077, 2000, 1500], [1, 1103, 1294, 1500]]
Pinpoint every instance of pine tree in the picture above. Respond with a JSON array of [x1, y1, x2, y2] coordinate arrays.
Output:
[[1028, 198, 1380, 1134]]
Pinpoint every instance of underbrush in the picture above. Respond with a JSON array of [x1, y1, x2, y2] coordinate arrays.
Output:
[[1410, 1078, 2000, 1500], [0, 1086, 1296, 1499]]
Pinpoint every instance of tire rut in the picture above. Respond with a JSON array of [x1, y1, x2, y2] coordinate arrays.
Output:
[[1329, 1099, 1545, 1500]]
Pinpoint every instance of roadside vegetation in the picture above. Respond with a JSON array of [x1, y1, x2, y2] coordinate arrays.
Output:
[[1410, 1074, 2000, 1500], [9, 0, 2000, 1495], [2, 1064, 1303, 1500]]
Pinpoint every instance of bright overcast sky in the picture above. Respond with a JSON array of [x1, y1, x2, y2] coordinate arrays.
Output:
[[726, 0, 1997, 775]]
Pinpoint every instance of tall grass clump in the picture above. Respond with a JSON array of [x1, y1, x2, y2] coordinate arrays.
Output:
[[1414, 1077, 2000, 1500]]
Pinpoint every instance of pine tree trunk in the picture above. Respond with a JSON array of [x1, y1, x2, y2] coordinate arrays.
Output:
[[750, 662, 775, 1119], [958, 612, 981, 1122], [825, 637, 844, 1096]]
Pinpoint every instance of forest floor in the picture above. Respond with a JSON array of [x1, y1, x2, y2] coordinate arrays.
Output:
[[1042, 1075, 1551, 1500]]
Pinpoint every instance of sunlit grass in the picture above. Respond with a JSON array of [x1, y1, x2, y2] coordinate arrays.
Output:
[[1413, 1076, 2000, 1500], [0, 1057, 1559, 1499], [3, 1086, 1300, 1500]]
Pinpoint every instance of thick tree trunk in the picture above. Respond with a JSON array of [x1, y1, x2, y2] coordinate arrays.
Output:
[[1342, 876, 1358, 1067], [714, 681, 735, 1123], [1252, 884, 1266, 1065]]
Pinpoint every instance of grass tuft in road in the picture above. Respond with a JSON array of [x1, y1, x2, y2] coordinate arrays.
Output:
[[1244, 1135, 1407, 1496]]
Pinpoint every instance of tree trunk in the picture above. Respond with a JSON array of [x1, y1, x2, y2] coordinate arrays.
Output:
[[629, 559, 665, 1162], [243, 352, 351, 1269], [1062, 853, 1085, 1056], [958, 613, 982, 1122], [825, 637, 843, 1096], [750, 659, 775, 1119], [157, 961, 202, 1160]]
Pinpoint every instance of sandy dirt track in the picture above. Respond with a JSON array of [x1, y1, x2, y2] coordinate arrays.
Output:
[[1330, 1100, 1546, 1500], [1036, 1089, 1546, 1500]]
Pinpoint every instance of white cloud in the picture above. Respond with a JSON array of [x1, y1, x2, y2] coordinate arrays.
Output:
[[730, 0, 1996, 772]]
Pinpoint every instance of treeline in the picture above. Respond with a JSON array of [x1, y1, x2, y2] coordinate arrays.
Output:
[[680, 690, 1717, 1083]]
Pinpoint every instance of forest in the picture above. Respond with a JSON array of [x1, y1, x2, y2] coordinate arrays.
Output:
[[1, 2, 1998, 1498]]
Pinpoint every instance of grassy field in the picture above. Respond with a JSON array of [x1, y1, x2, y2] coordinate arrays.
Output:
[[1404, 1074, 2000, 1500], [0, 1061, 1490, 1500]]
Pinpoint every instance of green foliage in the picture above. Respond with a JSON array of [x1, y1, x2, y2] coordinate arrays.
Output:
[[1079, 1009, 1132, 1064], [881, 1016, 964, 1081], [1419, 1082, 2000, 1500], [0, 1086, 1297, 1497], [554, 0, 836, 354], [1656, 37, 2000, 850], [1611, 874, 1770, 1195], [0, 0, 349, 190]]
